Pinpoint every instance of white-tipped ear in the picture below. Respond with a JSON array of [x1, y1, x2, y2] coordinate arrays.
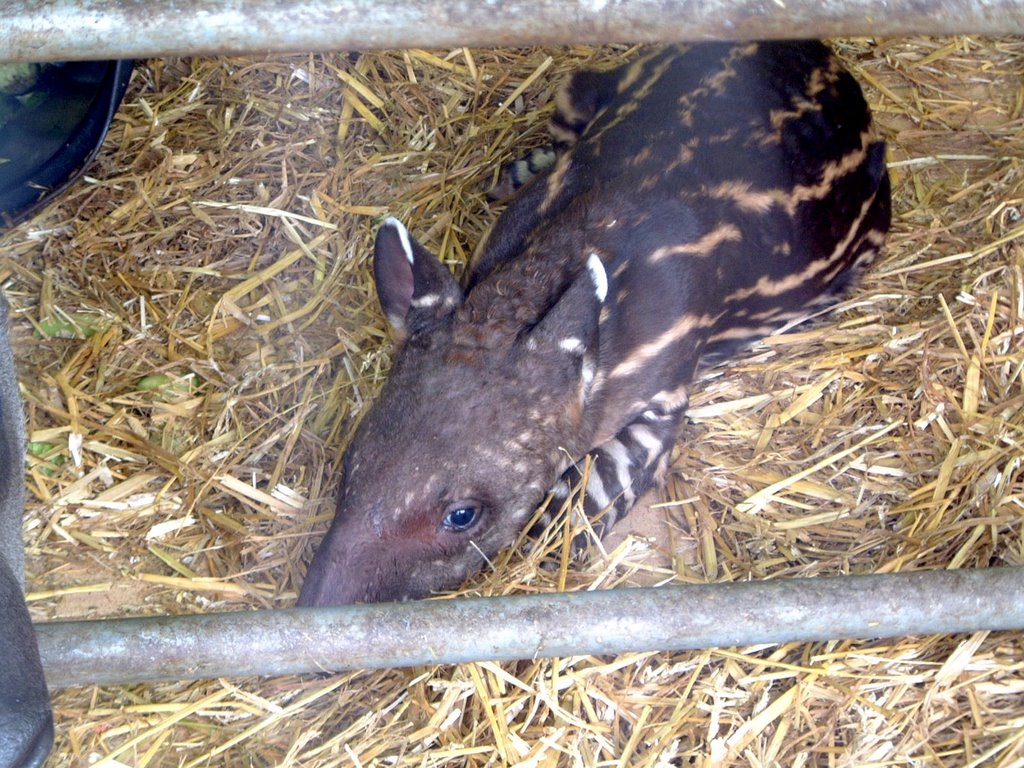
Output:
[[586, 253, 608, 302], [524, 253, 604, 365], [373, 218, 463, 345], [383, 217, 415, 265]]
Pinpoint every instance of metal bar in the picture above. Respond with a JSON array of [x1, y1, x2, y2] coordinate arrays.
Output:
[[34, 567, 1024, 688], [2, 0, 1024, 64]]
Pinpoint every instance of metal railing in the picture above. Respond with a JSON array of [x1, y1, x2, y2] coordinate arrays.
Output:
[[35, 567, 1024, 687], [1, 0, 1024, 63]]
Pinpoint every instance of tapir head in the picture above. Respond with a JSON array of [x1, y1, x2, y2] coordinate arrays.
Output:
[[297, 218, 608, 606]]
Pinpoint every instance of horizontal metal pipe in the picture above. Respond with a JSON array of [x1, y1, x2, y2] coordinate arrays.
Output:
[[2, 0, 1024, 63], [34, 566, 1024, 688]]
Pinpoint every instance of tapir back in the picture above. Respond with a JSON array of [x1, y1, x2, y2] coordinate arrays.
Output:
[[298, 42, 890, 606], [467, 41, 889, 450]]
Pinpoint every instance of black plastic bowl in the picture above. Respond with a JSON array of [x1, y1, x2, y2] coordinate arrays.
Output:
[[0, 59, 133, 227]]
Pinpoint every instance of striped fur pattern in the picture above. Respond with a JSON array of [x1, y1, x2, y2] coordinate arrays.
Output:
[[298, 41, 891, 606]]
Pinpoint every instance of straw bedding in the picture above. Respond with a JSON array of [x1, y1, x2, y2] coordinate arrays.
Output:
[[1, 37, 1022, 766]]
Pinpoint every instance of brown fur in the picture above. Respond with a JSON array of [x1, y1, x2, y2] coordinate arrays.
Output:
[[298, 41, 890, 606]]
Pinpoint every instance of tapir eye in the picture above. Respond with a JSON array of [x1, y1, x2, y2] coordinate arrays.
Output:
[[442, 503, 480, 532]]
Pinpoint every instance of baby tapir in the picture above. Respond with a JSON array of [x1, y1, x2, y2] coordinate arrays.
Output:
[[297, 41, 891, 606]]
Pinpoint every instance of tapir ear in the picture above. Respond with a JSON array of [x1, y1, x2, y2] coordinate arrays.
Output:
[[526, 253, 607, 366], [373, 218, 463, 345]]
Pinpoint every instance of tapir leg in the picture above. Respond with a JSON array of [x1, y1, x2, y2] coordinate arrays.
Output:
[[546, 404, 686, 549], [488, 60, 630, 201], [0, 300, 53, 768]]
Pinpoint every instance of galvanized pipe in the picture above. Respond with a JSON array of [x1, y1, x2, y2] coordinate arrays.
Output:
[[2, 0, 1024, 63], [34, 567, 1024, 688]]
